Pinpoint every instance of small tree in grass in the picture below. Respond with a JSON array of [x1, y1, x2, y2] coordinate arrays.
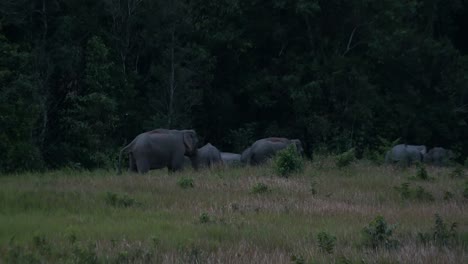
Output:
[[273, 145, 304, 177]]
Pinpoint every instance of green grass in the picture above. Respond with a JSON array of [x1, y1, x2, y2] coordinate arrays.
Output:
[[0, 158, 467, 263]]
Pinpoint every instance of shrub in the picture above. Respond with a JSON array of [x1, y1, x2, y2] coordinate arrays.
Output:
[[177, 177, 194, 189], [414, 186, 435, 202], [443, 191, 454, 201], [416, 163, 429, 180], [273, 145, 304, 177], [394, 182, 411, 200], [365, 137, 401, 164], [251, 183, 270, 194], [362, 215, 398, 249], [418, 214, 458, 247], [450, 165, 464, 178], [105, 192, 136, 208], [199, 212, 210, 223], [336, 148, 356, 168], [464, 182, 468, 199], [394, 183, 434, 202], [317, 231, 336, 254], [309, 181, 317, 196], [290, 255, 305, 264]]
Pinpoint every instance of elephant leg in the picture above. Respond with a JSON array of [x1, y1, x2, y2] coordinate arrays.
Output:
[[129, 153, 138, 172], [168, 156, 184, 172], [136, 159, 150, 174]]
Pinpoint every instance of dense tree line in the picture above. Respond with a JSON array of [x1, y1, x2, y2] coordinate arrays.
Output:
[[1, 0, 467, 172]]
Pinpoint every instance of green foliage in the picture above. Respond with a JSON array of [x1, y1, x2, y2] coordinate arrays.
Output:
[[414, 186, 435, 202], [199, 212, 210, 223], [317, 231, 336, 254], [463, 182, 468, 199], [309, 181, 317, 196], [366, 137, 401, 164], [418, 214, 458, 247], [290, 254, 305, 264], [449, 165, 464, 179], [1, 0, 468, 171], [336, 148, 356, 168], [443, 191, 454, 201], [362, 215, 398, 249], [61, 36, 118, 169], [105, 192, 136, 208], [415, 163, 429, 180], [178, 177, 194, 189], [0, 32, 43, 172], [251, 183, 270, 194], [394, 183, 434, 202], [394, 182, 411, 200], [273, 145, 304, 177]]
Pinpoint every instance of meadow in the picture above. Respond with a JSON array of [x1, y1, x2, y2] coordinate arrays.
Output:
[[0, 157, 467, 263]]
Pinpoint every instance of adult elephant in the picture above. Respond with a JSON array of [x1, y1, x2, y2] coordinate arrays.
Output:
[[118, 129, 198, 174], [242, 137, 304, 165], [385, 144, 426, 166], [193, 143, 223, 168], [424, 147, 454, 166], [240, 147, 252, 165], [221, 152, 241, 166]]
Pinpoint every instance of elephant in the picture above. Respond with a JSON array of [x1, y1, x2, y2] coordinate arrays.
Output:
[[220, 152, 241, 166], [385, 144, 427, 166], [118, 129, 198, 174], [240, 147, 252, 165], [241, 137, 304, 165], [423, 147, 454, 166], [193, 143, 223, 168]]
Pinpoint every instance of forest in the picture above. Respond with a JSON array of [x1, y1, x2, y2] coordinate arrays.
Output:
[[1, 0, 468, 172]]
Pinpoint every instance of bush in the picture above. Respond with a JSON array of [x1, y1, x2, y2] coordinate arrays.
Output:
[[394, 183, 434, 202], [177, 177, 194, 189], [414, 186, 435, 202], [362, 215, 398, 249], [251, 183, 270, 194], [463, 181, 468, 199], [418, 214, 458, 247], [105, 192, 136, 208], [416, 163, 429, 180], [394, 182, 411, 200], [273, 145, 304, 177], [450, 165, 464, 178], [336, 148, 356, 168], [290, 255, 305, 264], [317, 231, 336, 254], [199, 212, 210, 223]]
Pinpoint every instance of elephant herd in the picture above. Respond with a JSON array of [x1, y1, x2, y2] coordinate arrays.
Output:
[[118, 128, 304, 174], [385, 144, 454, 167]]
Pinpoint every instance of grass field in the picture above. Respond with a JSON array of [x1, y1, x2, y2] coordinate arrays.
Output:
[[0, 157, 467, 263]]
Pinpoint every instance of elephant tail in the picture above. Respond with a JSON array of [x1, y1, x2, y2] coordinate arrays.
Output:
[[117, 141, 133, 175]]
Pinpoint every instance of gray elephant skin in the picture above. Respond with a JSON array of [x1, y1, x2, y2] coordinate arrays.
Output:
[[221, 152, 241, 166], [385, 144, 426, 166], [424, 147, 454, 166], [193, 143, 223, 168], [118, 129, 198, 174], [241, 137, 304, 165]]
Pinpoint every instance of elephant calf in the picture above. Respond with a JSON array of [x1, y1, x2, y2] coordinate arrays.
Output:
[[242, 137, 304, 165], [424, 147, 454, 166], [193, 143, 223, 168], [221, 152, 241, 166], [385, 144, 426, 166]]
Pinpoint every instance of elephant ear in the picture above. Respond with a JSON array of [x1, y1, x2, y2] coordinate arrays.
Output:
[[291, 139, 304, 155], [183, 130, 197, 154]]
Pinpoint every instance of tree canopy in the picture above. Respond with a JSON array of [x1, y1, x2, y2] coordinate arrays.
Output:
[[0, 0, 467, 171]]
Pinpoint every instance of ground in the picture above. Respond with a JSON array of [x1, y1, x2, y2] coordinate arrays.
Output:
[[0, 157, 467, 263]]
